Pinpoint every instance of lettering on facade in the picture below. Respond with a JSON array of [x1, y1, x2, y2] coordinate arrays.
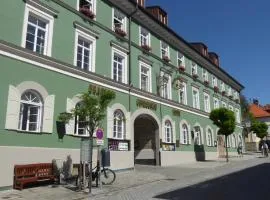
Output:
[[136, 98, 157, 111], [172, 109, 181, 116], [88, 84, 112, 96]]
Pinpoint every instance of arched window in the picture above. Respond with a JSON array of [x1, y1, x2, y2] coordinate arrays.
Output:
[[194, 126, 202, 145], [74, 102, 88, 136], [207, 129, 213, 146], [232, 134, 237, 148], [113, 109, 125, 139], [182, 124, 189, 144], [19, 90, 43, 132], [165, 120, 173, 143]]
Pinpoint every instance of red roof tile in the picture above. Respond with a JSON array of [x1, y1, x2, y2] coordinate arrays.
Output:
[[249, 104, 270, 118]]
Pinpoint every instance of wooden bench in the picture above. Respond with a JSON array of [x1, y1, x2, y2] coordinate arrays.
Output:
[[14, 163, 57, 190]]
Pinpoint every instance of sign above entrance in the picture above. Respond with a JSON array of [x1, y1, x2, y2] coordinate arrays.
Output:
[[136, 98, 157, 111]]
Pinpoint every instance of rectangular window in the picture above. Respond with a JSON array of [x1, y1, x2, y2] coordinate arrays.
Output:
[[22, 4, 54, 56], [228, 86, 232, 96], [161, 41, 169, 58], [160, 72, 171, 99], [113, 9, 126, 31], [192, 87, 200, 109], [79, 0, 95, 12], [112, 48, 127, 84], [191, 62, 198, 75], [202, 69, 208, 82], [204, 93, 210, 112], [179, 81, 187, 105], [140, 62, 151, 92], [221, 81, 225, 92], [177, 52, 185, 67], [214, 97, 219, 109], [212, 76, 217, 87], [140, 27, 150, 46]]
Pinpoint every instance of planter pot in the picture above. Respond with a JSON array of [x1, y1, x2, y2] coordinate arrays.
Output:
[[162, 56, 170, 63], [192, 74, 198, 79], [56, 121, 66, 140], [214, 86, 219, 92], [115, 28, 127, 37], [79, 7, 95, 19], [204, 81, 209, 85], [178, 66, 185, 72], [141, 45, 152, 52]]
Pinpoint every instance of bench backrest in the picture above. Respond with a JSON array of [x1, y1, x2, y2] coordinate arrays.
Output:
[[14, 163, 53, 178]]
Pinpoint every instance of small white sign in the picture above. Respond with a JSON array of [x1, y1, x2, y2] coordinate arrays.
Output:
[[96, 139, 104, 146], [118, 142, 129, 151]]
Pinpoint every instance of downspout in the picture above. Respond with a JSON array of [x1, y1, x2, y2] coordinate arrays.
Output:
[[128, 5, 138, 112]]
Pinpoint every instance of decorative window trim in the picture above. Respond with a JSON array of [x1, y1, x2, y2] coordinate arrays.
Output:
[[73, 21, 99, 39], [160, 71, 172, 100], [204, 92, 211, 113], [193, 123, 204, 145], [73, 28, 96, 72], [139, 26, 151, 47], [110, 41, 129, 54], [139, 61, 152, 92], [25, 0, 59, 17], [160, 41, 170, 59], [202, 69, 208, 82], [180, 120, 191, 145], [138, 55, 153, 66], [21, 3, 54, 56], [107, 103, 131, 141], [179, 81, 187, 105], [192, 87, 200, 109], [205, 126, 215, 147], [5, 83, 55, 133], [162, 115, 176, 144], [112, 8, 127, 32], [177, 52, 185, 68], [213, 97, 220, 109], [191, 62, 198, 75], [111, 47, 128, 84]]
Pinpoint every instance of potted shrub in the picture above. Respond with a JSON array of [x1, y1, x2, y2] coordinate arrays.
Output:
[[214, 86, 219, 92], [178, 66, 185, 72], [114, 27, 127, 37], [162, 56, 170, 63], [204, 80, 209, 85], [79, 6, 95, 19], [56, 112, 73, 140], [141, 45, 152, 52]]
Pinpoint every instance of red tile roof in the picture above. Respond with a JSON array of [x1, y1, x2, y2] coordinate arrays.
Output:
[[249, 104, 270, 118]]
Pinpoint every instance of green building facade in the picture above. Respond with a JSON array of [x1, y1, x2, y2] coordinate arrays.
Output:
[[0, 0, 244, 189]]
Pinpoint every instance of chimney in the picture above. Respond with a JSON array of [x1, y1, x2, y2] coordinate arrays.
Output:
[[253, 99, 259, 105], [146, 6, 168, 25], [208, 52, 220, 67], [135, 0, 145, 7], [190, 42, 208, 57]]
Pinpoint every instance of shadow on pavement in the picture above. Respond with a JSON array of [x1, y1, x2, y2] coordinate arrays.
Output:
[[154, 163, 270, 200]]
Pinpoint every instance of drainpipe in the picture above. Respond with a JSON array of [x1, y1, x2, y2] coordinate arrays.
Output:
[[128, 5, 138, 112]]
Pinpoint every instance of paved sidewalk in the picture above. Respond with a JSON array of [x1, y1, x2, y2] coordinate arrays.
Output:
[[0, 153, 265, 200]]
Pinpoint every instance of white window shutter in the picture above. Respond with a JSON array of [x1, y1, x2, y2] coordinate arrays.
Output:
[[125, 112, 131, 140], [5, 85, 20, 130], [172, 121, 176, 144], [107, 107, 113, 138], [66, 98, 75, 135], [42, 94, 55, 133]]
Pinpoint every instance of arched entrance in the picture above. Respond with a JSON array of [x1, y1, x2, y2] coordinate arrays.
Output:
[[134, 114, 160, 165]]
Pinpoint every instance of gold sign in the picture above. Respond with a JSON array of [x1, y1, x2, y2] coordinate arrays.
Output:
[[136, 98, 157, 111]]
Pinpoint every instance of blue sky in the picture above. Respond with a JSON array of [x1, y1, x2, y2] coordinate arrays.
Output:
[[147, 0, 269, 105]]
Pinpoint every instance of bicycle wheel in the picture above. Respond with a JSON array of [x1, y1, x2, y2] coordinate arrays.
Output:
[[100, 168, 116, 185]]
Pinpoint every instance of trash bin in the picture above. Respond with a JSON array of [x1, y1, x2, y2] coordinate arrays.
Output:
[[101, 149, 110, 167]]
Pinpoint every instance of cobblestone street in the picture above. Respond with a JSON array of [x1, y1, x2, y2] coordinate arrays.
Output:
[[0, 153, 268, 200]]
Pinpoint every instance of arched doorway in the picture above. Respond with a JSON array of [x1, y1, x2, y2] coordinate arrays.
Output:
[[134, 114, 159, 165]]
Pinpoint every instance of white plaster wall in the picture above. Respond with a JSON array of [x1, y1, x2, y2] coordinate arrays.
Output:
[[160, 151, 196, 166], [110, 151, 134, 170], [135, 149, 155, 159]]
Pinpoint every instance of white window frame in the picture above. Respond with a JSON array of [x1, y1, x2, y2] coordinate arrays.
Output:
[[202, 69, 208, 82], [179, 81, 187, 105], [213, 97, 219, 109], [228, 86, 232, 96], [164, 120, 173, 143], [113, 109, 125, 140], [160, 71, 172, 100], [74, 29, 96, 72], [112, 8, 126, 32], [177, 52, 185, 67], [139, 26, 151, 47], [111, 47, 128, 84], [181, 124, 189, 144], [221, 81, 225, 92], [77, 0, 97, 16], [212, 76, 217, 87], [192, 87, 200, 109], [194, 126, 203, 145], [191, 62, 198, 75], [160, 41, 170, 58], [139, 61, 152, 92], [204, 93, 210, 113], [21, 4, 54, 56], [206, 129, 213, 146]]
